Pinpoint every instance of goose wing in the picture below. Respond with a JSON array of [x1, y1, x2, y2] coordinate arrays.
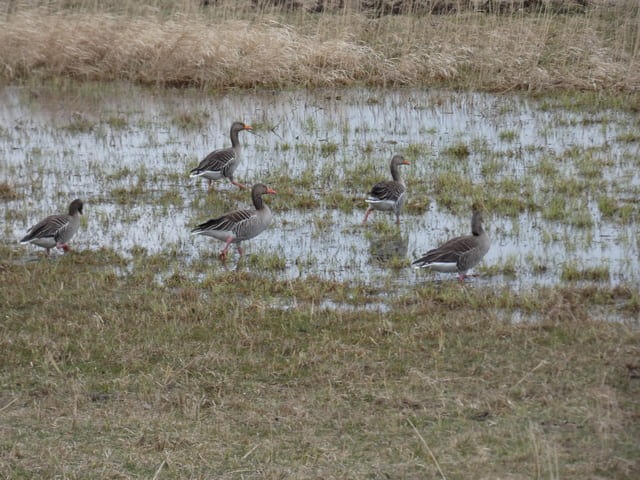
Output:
[[191, 147, 235, 174], [415, 235, 477, 264], [369, 180, 404, 201], [21, 214, 71, 243], [192, 209, 254, 234]]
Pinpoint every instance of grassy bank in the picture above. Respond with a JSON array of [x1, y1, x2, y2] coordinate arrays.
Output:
[[0, 248, 638, 478], [0, 0, 639, 91]]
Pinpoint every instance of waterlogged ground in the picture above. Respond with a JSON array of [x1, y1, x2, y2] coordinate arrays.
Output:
[[1, 83, 639, 295]]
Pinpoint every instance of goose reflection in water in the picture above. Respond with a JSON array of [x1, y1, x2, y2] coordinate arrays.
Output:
[[368, 232, 408, 265]]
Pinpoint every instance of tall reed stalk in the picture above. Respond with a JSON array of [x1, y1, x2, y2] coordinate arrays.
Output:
[[1, 0, 638, 91]]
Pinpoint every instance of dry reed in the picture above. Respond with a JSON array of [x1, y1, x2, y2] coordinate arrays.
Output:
[[0, 0, 638, 91]]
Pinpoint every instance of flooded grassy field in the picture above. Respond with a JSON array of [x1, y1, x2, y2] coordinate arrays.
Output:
[[1, 82, 639, 479], [2, 82, 639, 292]]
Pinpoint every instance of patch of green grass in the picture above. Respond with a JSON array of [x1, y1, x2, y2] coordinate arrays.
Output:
[[597, 194, 637, 224], [383, 254, 410, 270], [369, 219, 402, 235], [526, 253, 549, 275], [319, 141, 339, 157], [482, 176, 536, 216], [537, 91, 640, 114], [481, 255, 517, 277], [247, 249, 287, 270], [107, 166, 134, 181], [405, 143, 430, 158], [576, 151, 611, 180], [567, 207, 594, 228], [484, 195, 527, 217], [106, 115, 127, 129], [540, 199, 593, 229], [616, 131, 640, 143], [62, 114, 96, 133], [325, 190, 356, 212], [480, 157, 504, 177], [616, 204, 636, 223], [545, 174, 589, 197], [110, 184, 145, 202], [404, 195, 430, 216], [0, 181, 18, 200], [534, 156, 559, 178], [442, 141, 470, 159], [498, 129, 517, 142], [543, 196, 567, 221], [172, 110, 208, 129], [359, 141, 375, 154], [159, 190, 183, 207], [432, 171, 475, 211], [343, 159, 381, 191], [561, 262, 610, 282], [598, 194, 618, 218]]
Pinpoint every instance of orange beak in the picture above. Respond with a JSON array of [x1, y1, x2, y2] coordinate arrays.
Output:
[[244, 124, 253, 130], [266, 187, 277, 195]]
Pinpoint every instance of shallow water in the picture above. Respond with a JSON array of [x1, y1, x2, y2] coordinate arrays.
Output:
[[1, 84, 639, 294]]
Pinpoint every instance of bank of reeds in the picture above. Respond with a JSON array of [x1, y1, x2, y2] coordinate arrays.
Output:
[[0, 0, 638, 91]]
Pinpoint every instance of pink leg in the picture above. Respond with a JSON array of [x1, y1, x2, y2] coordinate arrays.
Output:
[[207, 179, 212, 190], [56, 244, 70, 253], [363, 208, 372, 224], [395, 215, 401, 224], [219, 237, 234, 260], [231, 180, 248, 190], [237, 245, 243, 257]]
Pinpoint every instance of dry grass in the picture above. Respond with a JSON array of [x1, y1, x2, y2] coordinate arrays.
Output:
[[0, 0, 638, 91], [0, 249, 638, 478]]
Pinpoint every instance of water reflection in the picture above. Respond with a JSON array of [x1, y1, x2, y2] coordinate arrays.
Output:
[[1, 84, 638, 292], [368, 231, 408, 264]]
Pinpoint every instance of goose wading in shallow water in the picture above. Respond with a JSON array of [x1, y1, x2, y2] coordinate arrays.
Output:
[[191, 183, 276, 260], [412, 210, 490, 281], [190, 121, 253, 190], [20, 199, 83, 256], [363, 154, 410, 225]]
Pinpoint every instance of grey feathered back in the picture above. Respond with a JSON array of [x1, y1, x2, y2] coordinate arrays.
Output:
[[412, 210, 490, 276]]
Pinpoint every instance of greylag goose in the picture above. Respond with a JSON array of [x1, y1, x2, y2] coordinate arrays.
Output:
[[412, 210, 490, 280], [190, 121, 253, 190], [20, 199, 83, 255], [363, 155, 410, 224], [191, 183, 276, 259]]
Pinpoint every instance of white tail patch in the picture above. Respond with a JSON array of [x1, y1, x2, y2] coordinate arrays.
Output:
[[415, 262, 459, 273]]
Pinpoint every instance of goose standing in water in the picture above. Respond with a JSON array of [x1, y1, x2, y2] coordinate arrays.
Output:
[[191, 183, 276, 259], [190, 122, 253, 190], [363, 155, 410, 225], [20, 199, 84, 256], [412, 210, 490, 280]]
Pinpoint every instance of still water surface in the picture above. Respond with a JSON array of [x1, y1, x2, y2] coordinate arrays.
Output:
[[1, 85, 638, 293]]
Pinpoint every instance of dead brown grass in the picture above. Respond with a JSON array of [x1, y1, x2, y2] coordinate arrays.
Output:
[[0, 1, 638, 91], [0, 250, 638, 478], [0, 12, 381, 87]]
